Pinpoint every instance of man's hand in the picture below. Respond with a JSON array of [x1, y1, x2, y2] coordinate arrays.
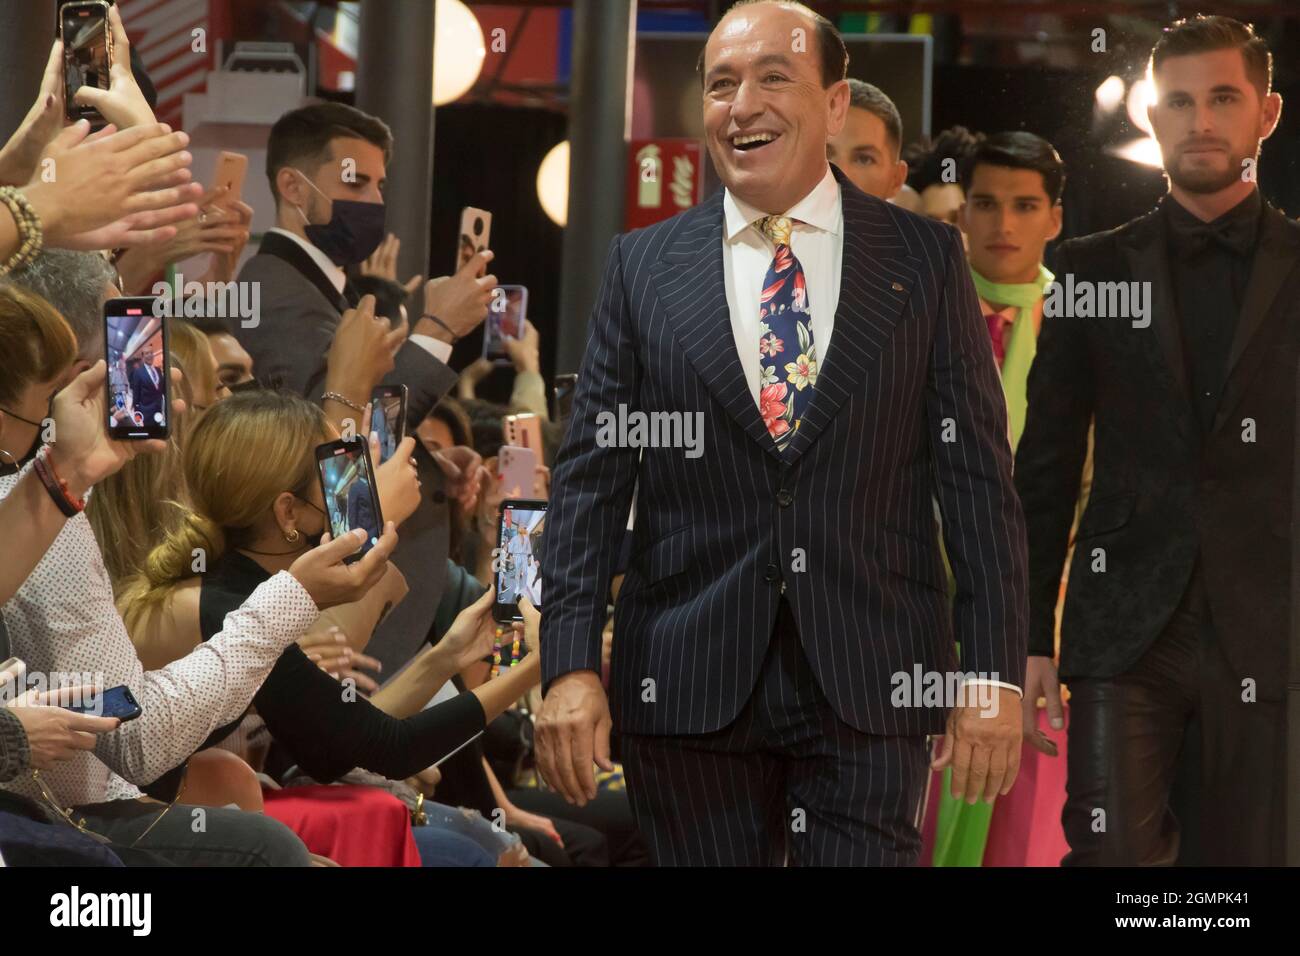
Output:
[[931, 685, 1023, 803], [535, 670, 614, 806], [419, 250, 497, 342], [323, 295, 404, 408], [288, 523, 398, 610], [71, 6, 156, 129], [372, 435, 421, 527], [361, 232, 423, 296], [1022, 655, 1064, 757]]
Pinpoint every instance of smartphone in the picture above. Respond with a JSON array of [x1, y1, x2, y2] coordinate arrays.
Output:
[[482, 285, 527, 367], [493, 499, 547, 623], [63, 685, 142, 723], [105, 296, 170, 440], [497, 445, 538, 499], [60, 1, 113, 124], [503, 412, 543, 455], [315, 438, 384, 564], [456, 207, 492, 274], [212, 150, 249, 206], [553, 373, 577, 423], [370, 384, 408, 465]]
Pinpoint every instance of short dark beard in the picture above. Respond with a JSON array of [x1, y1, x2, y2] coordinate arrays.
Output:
[[1165, 143, 1258, 195]]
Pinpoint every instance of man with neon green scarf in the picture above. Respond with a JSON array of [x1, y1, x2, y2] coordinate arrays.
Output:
[[928, 132, 1064, 866]]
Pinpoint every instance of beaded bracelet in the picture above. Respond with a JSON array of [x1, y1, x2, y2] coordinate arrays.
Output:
[[0, 186, 44, 277], [33, 447, 84, 518]]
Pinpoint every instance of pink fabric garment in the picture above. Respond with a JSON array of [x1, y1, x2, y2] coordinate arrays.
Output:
[[982, 706, 1071, 866]]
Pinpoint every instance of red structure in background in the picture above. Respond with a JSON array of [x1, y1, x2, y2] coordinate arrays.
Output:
[[624, 139, 702, 230], [117, 0, 225, 128]]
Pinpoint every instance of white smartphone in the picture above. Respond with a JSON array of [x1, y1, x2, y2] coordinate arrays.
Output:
[[503, 413, 543, 456], [497, 445, 538, 499]]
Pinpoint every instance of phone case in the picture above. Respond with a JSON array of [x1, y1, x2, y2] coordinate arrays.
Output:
[[497, 445, 537, 499], [457, 207, 492, 273], [503, 413, 543, 454]]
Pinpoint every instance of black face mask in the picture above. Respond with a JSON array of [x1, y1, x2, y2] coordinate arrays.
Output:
[[295, 495, 329, 551], [293, 170, 386, 267]]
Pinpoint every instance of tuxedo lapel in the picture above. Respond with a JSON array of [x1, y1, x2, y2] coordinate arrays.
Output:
[[783, 169, 922, 464], [651, 192, 781, 459], [1213, 208, 1300, 433]]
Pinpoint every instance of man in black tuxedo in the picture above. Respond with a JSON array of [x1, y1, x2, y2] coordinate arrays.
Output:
[[536, 0, 1028, 866], [127, 349, 164, 427], [1017, 15, 1296, 865], [234, 102, 495, 673]]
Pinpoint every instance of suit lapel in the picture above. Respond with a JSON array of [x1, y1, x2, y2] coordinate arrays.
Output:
[[784, 169, 921, 463], [258, 231, 349, 314], [651, 192, 780, 459], [1119, 211, 1190, 404], [1213, 208, 1300, 433]]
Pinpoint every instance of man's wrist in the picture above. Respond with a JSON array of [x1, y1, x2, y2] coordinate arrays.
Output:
[[417, 313, 459, 344]]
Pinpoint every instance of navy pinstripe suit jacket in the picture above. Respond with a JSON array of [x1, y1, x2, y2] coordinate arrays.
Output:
[[541, 165, 1028, 737]]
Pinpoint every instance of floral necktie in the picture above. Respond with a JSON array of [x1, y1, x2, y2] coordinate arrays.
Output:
[[755, 215, 817, 450]]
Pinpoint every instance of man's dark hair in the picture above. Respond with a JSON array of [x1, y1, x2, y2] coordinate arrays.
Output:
[[265, 102, 394, 206], [845, 79, 903, 153], [697, 0, 849, 89], [1151, 15, 1272, 99], [904, 126, 984, 193], [959, 131, 1065, 205]]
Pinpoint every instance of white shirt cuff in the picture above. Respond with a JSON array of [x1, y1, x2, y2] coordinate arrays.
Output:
[[961, 678, 1023, 698], [408, 333, 454, 364]]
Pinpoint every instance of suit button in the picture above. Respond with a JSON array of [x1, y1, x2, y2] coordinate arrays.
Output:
[[764, 563, 781, 582], [776, 489, 793, 507]]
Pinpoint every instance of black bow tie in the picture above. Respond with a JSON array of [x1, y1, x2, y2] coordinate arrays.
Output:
[[1167, 211, 1255, 259]]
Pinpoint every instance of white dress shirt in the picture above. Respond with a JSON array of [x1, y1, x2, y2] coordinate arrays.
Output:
[[267, 227, 452, 364], [722, 165, 843, 407]]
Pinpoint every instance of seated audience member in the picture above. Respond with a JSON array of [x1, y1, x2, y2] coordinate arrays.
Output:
[[0, 284, 398, 866], [119, 390, 541, 796], [826, 79, 909, 201], [902, 125, 984, 225]]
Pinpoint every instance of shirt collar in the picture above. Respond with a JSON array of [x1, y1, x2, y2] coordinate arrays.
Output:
[[723, 165, 841, 242], [1162, 188, 1262, 245], [267, 227, 347, 294]]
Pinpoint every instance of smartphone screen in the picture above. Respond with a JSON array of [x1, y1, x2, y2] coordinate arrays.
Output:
[[105, 297, 171, 440], [370, 385, 408, 465], [494, 499, 547, 622], [482, 285, 528, 366], [316, 439, 384, 563], [64, 685, 142, 723], [457, 207, 492, 274], [61, 2, 111, 123], [553, 373, 577, 423]]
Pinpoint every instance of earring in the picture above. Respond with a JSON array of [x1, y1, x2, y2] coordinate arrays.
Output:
[[284, 528, 301, 544], [0, 447, 16, 468]]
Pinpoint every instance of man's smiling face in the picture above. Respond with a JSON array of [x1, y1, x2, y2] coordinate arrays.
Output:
[[701, 2, 848, 213]]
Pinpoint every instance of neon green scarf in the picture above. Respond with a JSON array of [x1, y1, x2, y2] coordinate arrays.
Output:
[[970, 264, 1054, 450]]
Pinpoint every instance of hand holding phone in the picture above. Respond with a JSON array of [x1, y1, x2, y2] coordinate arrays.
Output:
[[211, 151, 249, 207], [61, 684, 142, 722], [316, 438, 385, 564], [497, 445, 538, 499], [370, 385, 409, 465], [456, 207, 492, 275], [60, 1, 112, 124], [482, 286, 528, 367]]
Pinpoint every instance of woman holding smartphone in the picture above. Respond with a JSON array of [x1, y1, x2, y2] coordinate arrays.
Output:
[[119, 392, 540, 850]]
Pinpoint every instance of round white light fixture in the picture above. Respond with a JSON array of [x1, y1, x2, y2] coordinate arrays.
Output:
[[1094, 75, 1125, 113], [537, 140, 570, 227], [434, 0, 486, 106]]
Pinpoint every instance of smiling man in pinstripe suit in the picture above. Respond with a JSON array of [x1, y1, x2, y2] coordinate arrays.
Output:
[[536, 0, 1029, 866]]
